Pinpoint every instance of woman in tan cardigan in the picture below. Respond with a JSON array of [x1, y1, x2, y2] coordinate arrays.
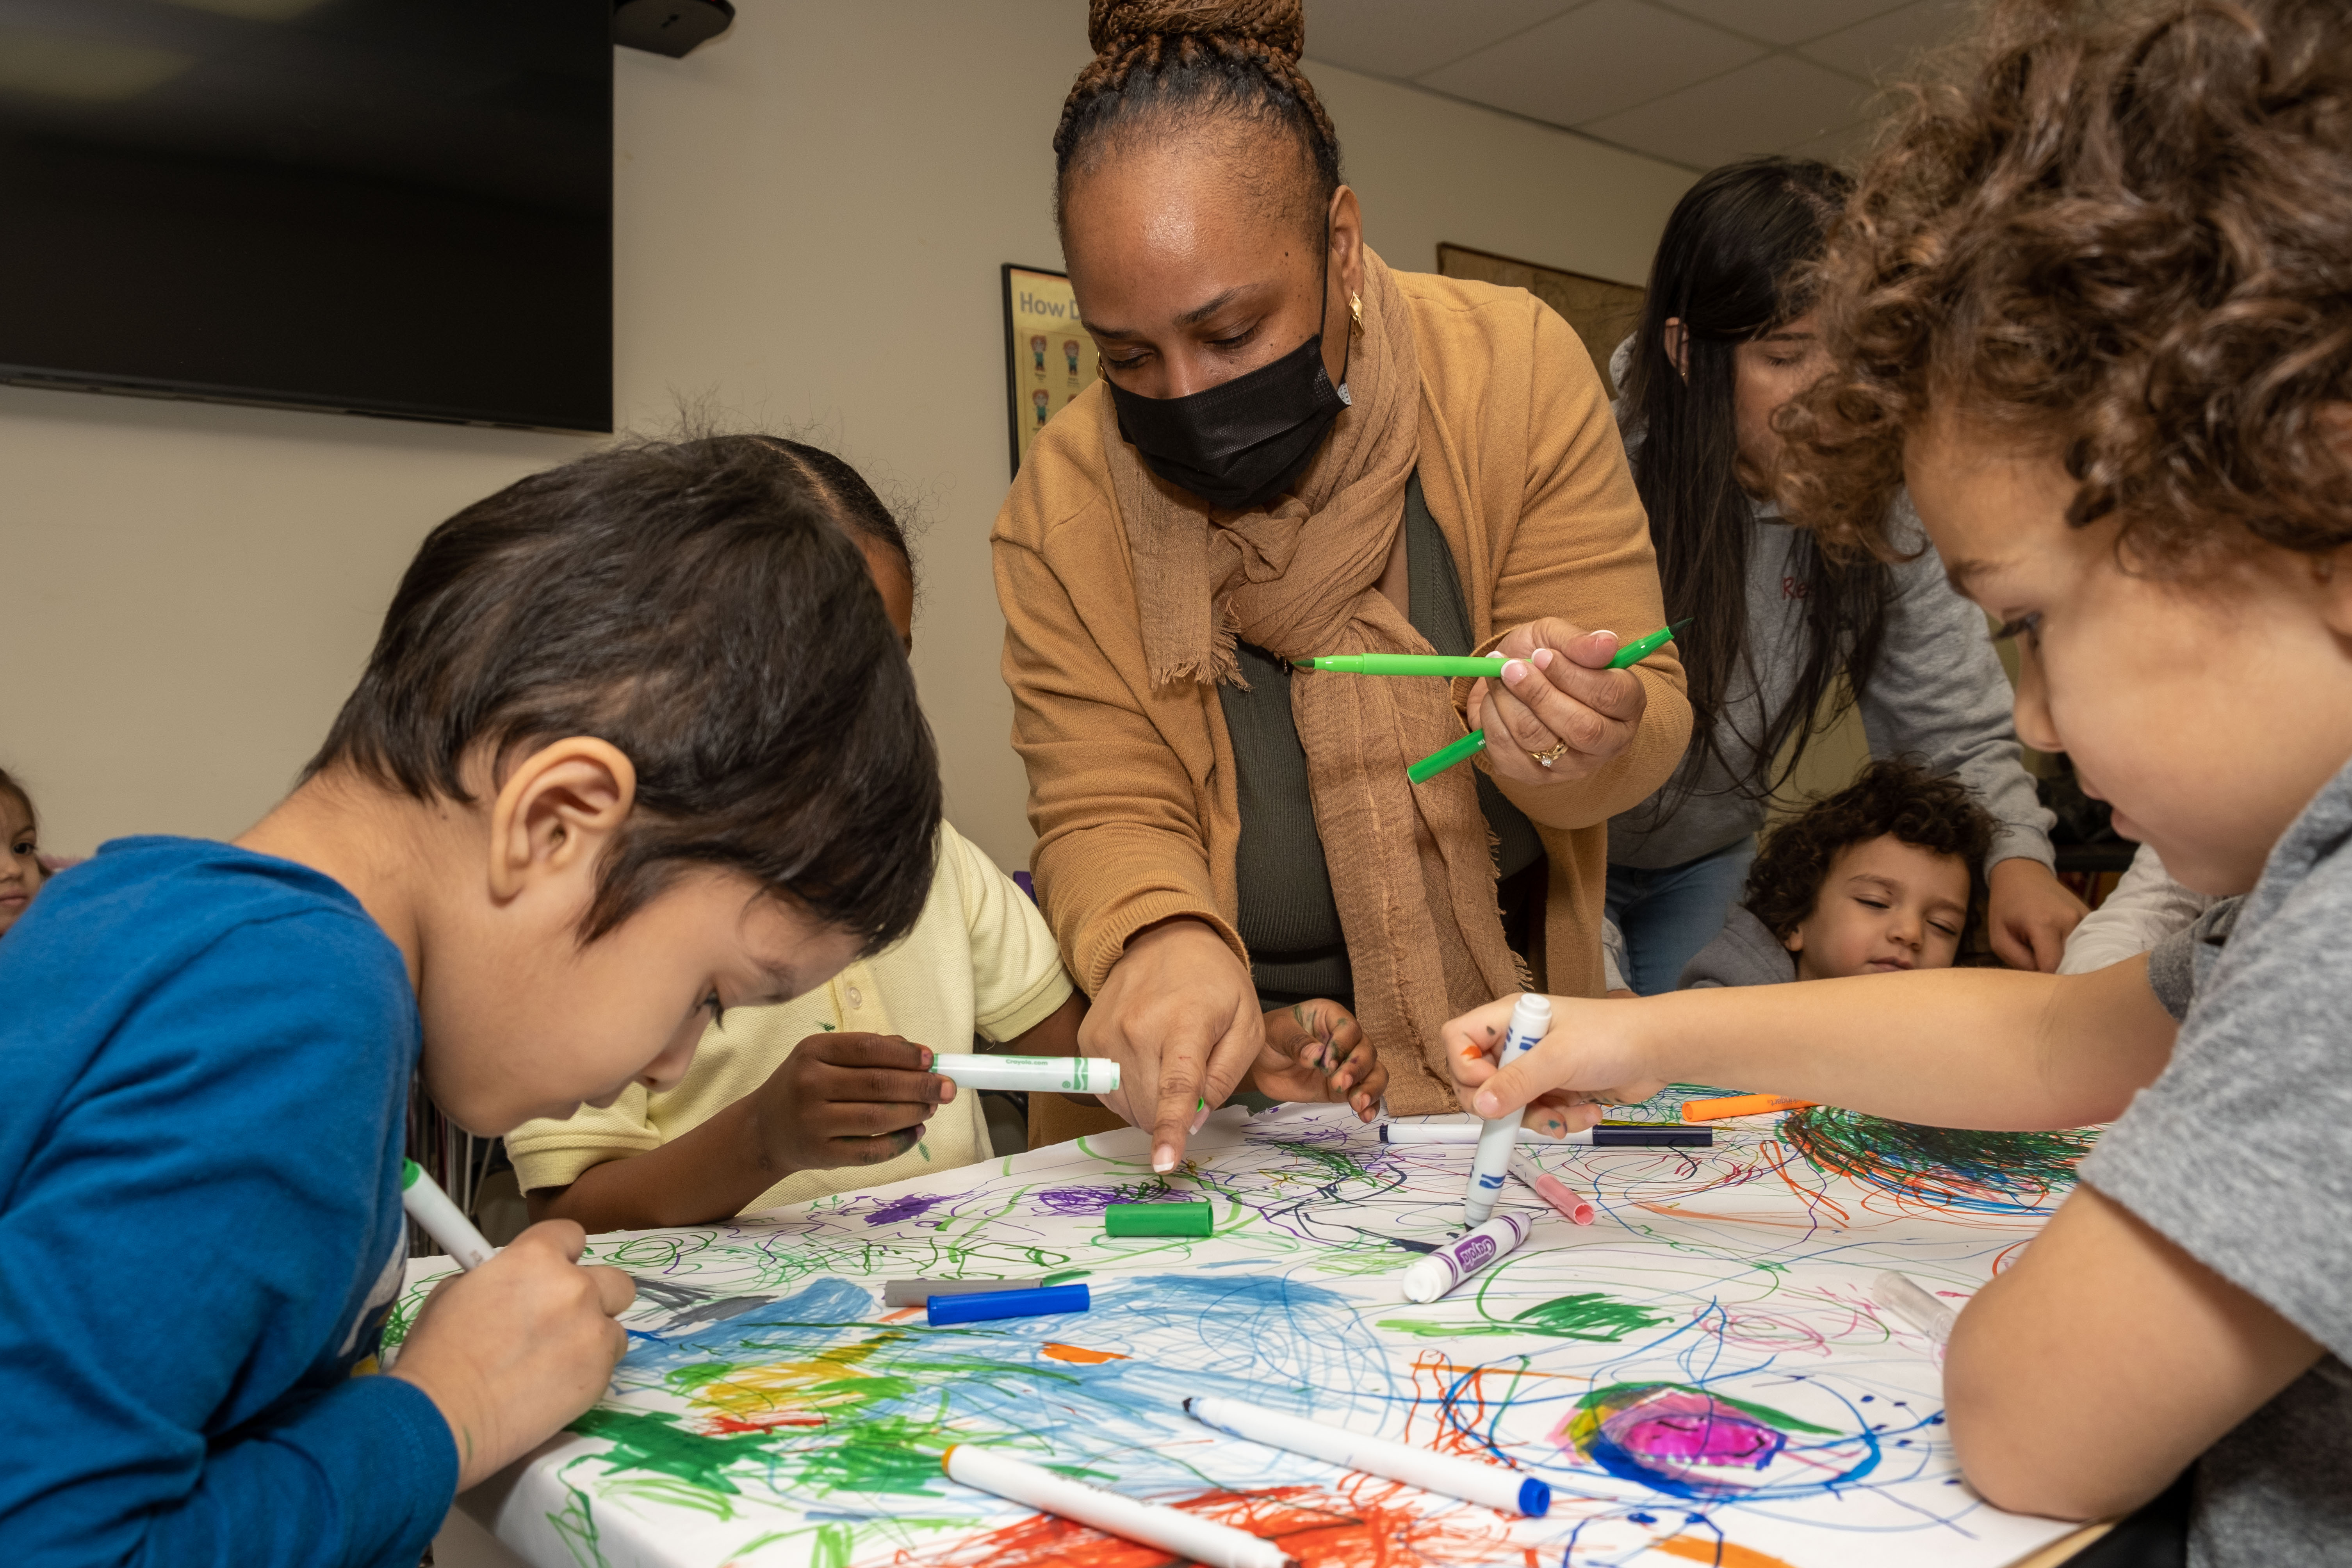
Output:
[[995, 0, 1692, 1172]]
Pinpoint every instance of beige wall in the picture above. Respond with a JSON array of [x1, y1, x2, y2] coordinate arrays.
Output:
[[0, 4, 1694, 866]]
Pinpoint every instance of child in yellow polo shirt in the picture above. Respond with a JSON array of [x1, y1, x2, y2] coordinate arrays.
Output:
[[510, 439, 1384, 1229]]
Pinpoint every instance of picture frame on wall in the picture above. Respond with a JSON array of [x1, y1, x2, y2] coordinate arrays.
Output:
[[1002, 263, 1099, 478]]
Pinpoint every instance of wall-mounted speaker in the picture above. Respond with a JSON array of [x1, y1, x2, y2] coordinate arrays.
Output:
[[613, 0, 735, 58]]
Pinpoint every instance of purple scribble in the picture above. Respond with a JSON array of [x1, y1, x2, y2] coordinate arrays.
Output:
[[864, 1192, 948, 1227], [1035, 1186, 1128, 1215]]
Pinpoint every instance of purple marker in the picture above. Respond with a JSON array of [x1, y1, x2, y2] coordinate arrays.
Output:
[[1399, 1212, 1531, 1303]]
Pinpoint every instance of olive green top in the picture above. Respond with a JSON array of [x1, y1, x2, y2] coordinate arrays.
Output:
[[1219, 472, 1545, 1010]]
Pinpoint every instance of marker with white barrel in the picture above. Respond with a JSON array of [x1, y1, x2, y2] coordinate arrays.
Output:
[[928, 1054, 1121, 1094], [1400, 1211, 1531, 1304], [401, 1158, 495, 1271], [1185, 1395, 1549, 1516], [1873, 1270, 1958, 1357], [941, 1445, 1294, 1568], [1463, 994, 1553, 1226]]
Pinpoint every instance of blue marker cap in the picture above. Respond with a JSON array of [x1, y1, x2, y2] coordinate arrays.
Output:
[[1518, 1476, 1552, 1516], [924, 1283, 1091, 1327]]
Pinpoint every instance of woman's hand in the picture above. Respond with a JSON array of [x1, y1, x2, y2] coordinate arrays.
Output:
[[1468, 620, 1651, 789], [1987, 857, 2088, 972], [1251, 998, 1384, 1121], [1080, 918, 1265, 1172], [1443, 993, 1665, 1128]]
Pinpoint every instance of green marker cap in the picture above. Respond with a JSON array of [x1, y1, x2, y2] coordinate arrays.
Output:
[[1105, 1201, 1214, 1238], [1407, 728, 1487, 784], [402, 1157, 422, 1189]]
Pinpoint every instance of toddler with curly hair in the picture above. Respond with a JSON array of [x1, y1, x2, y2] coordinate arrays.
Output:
[[1679, 757, 1998, 987], [1444, 1, 2352, 1556]]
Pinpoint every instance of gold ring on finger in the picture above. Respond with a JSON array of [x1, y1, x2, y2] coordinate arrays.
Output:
[[1529, 739, 1568, 768]]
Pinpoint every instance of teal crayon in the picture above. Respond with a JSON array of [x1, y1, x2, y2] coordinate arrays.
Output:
[[1407, 621, 1689, 783]]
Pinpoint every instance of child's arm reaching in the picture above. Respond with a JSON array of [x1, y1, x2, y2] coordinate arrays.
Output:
[[529, 1034, 953, 1231], [1447, 956, 2177, 1133]]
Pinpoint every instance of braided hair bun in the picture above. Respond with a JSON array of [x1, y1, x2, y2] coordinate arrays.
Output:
[[1087, 0, 1304, 64], [1056, 0, 1338, 227]]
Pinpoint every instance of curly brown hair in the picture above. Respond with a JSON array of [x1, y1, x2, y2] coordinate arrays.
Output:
[[1744, 758, 2002, 950], [1776, 0, 2352, 567]]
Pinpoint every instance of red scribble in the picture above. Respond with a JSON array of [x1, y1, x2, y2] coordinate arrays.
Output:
[[699, 1412, 826, 1434], [895, 1477, 1528, 1567]]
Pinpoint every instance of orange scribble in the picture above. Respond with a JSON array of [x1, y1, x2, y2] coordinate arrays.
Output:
[[1633, 1201, 1823, 1231], [882, 1306, 925, 1323], [1039, 1342, 1129, 1365], [1651, 1534, 1804, 1568]]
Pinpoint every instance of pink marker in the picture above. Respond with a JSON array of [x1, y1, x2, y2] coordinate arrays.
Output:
[[1510, 1149, 1593, 1226]]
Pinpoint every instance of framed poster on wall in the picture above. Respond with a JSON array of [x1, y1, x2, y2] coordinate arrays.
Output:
[[1002, 263, 1099, 478], [1437, 243, 1646, 400]]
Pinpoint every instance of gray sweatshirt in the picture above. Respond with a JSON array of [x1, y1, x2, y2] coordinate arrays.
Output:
[[1675, 905, 1798, 989], [1604, 339, 2053, 873]]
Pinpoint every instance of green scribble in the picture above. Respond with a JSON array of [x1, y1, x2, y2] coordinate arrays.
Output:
[[1042, 1269, 1090, 1286], [793, 1417, 951, 1495], [546, 1479, 609, 1568], [811, 1520, 856, 1568], [568, 1409, 761, 1498], [1379, 1290, 1671, 1342], [1782, 1106, 2094, 1215]]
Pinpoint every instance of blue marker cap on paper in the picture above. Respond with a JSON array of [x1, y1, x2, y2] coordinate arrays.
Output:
[[1518, 1476, 1552, 1516], [925, 1283, 1091, 1327]]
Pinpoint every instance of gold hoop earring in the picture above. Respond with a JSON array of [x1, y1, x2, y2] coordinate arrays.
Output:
[[1349, 292, 1364, 337]]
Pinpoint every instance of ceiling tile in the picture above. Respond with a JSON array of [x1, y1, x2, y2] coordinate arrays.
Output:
[[1580, 52, 1873, 169], [1657, 0, 1910, 47], [1780, 117, 1881, 169], [1302, 0, 1584, 80], [1800, 0, 1976, 80], [1420, 0, 1765, 128]]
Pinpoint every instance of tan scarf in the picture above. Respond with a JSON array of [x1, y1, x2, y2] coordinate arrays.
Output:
[[1100, 249, 1526, 1110]]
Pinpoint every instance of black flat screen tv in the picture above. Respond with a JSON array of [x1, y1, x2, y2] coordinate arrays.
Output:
[[0, 0, 612, 432]]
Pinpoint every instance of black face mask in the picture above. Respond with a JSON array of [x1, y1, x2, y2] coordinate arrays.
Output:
[[1108, 333, 1350, 512]]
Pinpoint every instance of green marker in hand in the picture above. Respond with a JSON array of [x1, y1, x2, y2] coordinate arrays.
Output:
[[1406, 620, 1688, 784]]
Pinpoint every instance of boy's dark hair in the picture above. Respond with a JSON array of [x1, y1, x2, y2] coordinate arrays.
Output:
[[1054, 0, 1341, 235], [306, 435, 941, 951], [1624, 156, 1894, 822], [0, 768, 34, 835], [1778, 0, 2352, 567], [1744, 757, 2002, 951], [753, 437, 915, 589]]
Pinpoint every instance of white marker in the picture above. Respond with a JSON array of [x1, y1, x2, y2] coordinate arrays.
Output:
[[1873, 1271, 1958, 1354], [941, 1445, 1294, 1568], [930, 1054, 1121, 1094], [1186, 1395, 1550, 1516], [1400, 1211, 1531, 1304], [401, 1158, 495, 1270], [1463, 994, 1552, 1226], [1384, 1123, 1710, 1148]]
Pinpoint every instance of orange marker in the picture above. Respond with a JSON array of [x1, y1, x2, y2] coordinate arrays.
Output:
[[1681, 1092, 1816, 1123]]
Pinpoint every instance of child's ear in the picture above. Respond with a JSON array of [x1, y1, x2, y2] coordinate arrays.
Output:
[[485, 737, 638, 903], [1781, 925, 1805, 955], [2315, 533, 2352, 642]]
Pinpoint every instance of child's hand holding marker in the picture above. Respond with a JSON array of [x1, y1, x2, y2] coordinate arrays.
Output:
[[390, 1219, 634, 1491], [1251, 998, 1385, 1120], [752, 1032, 955, 1171], [1444, 993, 1663, 1129]]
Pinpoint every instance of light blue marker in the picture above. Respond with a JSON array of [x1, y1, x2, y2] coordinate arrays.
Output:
[[1463, 994, 1553, 1227]]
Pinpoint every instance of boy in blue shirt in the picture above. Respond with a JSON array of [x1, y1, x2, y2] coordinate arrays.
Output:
[[0, 435, 943, 1566]]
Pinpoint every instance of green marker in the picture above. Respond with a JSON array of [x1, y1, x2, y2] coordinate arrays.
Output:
[[401, 1158, 496, 1270], [1406, 621, 1689, 784], [1105, 1201, 1214, 1238], [1292, 652, 1507, 677]]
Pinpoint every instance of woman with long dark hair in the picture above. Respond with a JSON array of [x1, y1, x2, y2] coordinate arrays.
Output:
[[1603, 157, 2083, 992]]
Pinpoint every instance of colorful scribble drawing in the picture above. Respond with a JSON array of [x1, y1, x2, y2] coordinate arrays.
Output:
[[394, 1101, 2095, 1568]]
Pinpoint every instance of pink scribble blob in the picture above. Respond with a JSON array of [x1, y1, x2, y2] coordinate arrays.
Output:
[[1559, 1383, 1794, 1499]]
